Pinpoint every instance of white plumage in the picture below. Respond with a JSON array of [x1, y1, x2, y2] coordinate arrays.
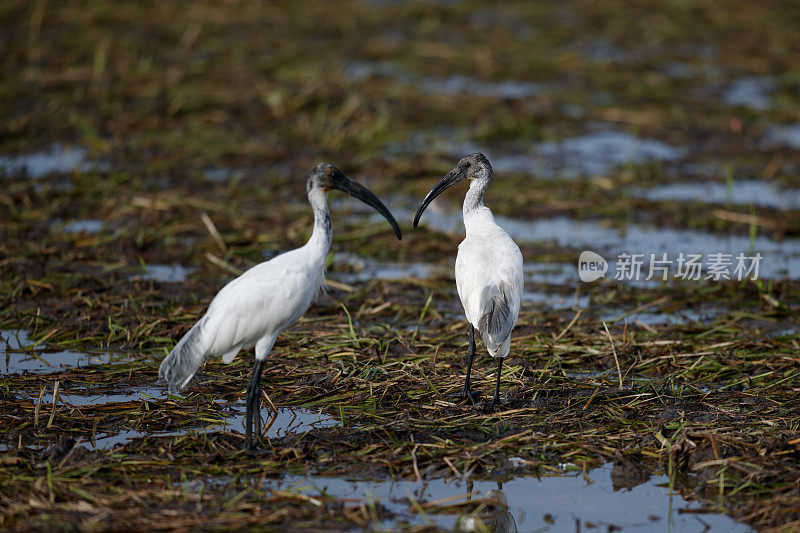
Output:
[[414, 153, 523, 409], [456, 208, 523, 357], [163, 243, 327, 390], [159, 163, 401, 448]]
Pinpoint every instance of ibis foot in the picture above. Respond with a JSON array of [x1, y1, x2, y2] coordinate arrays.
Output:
[[245, 442, 267, 455], [448, 388, 482, 405], [484, 396, 502, 413]]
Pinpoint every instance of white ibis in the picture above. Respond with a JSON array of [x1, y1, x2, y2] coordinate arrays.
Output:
[[414, 153, 523, 410], [159, 163, 402, 448]]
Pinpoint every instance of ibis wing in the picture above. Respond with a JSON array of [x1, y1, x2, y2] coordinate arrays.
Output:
[[476, 282, 516, 347], [202, 254, 320, 357]]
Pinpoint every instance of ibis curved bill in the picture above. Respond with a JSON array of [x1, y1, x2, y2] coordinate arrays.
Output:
[[414, 153, 523, 410], [158, 163, 401, 448]]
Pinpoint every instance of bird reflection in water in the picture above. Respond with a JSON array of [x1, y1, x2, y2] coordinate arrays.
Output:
[[456, 481, 518, 533]]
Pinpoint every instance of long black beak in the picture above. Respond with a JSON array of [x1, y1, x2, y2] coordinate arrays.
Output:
[[333, 173, 402, 240], [413, 165, 467, 229]]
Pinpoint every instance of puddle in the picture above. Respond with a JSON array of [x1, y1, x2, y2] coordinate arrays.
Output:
[[760, 124, 800, 150], [81, 406, 337, 451], [660, 61, 722, 80], [1, 329, 36, 351], [602, 308, 721, 327], [215, 406, 338, 438], [30, 386, 166, 407], [135, 264, 196, 283], [524, 262, 577, 286], [0, 144, 99, 179], [198, 463, 750, 531], [1, 330, 141, 374], [418, 75, 541, 99], [59, 219, 106, 234], [632, 180, 800, 210], [583, 38, 630, 64], [722, 77, 775, 110], [533, 130, 684, 177], [522, 290, 588, 310], [203, 167, 248, 182], [345, 61, 541, 99], [330, 252, 448, 283], [2, 348, 138, 375], [387, 128, 684, 178]]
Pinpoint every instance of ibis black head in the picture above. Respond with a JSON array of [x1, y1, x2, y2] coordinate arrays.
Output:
[[413, 153, 492, 229], [307, 163, 402, 240]]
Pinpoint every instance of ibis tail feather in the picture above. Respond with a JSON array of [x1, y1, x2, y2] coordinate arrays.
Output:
[[158, 319, 209, 393]]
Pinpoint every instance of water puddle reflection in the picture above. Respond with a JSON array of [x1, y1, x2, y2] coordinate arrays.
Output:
[[83, 406, 338, 451], [2, 349, 138, 374], [29, 386, 165, 407], [194, 463, 750, 531], [1, 329, 139, 374], [216, 406, 339, 438]]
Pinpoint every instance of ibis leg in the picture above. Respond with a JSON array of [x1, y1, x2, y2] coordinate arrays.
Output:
[[462, 324, 477, 397], [489, 357, 503, 411], [448, 324, 481, 404], [245, 359, 264, 449]]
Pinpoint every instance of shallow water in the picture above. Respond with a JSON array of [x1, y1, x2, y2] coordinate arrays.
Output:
[[1, 329, 141, 374], [522, 290, 589, 310], [632, 180, 800, 210], [2, 348, 138, 374], [0, 144, 98, 178], [418, 74, 541, 99], [344, 60, 541, 99], [760, 123, 800, 150], [216, 406, 339, 438], [584, 38, 629, 63], [330, 252, 448, 283], [722, 77, 775, 110], [386, 128, 684, 179], [31, 386, 166, 407], [1, 329, 35, 351], [524, 262, 578, 286], [81, 406, 338, 451], [137, 264, 196, 283], [602, 307, 721, 327], [203, 167, 248, 182], [221, 463, 751, 532], [59, 219, 106, 234], [533, 130, 684, 178]]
